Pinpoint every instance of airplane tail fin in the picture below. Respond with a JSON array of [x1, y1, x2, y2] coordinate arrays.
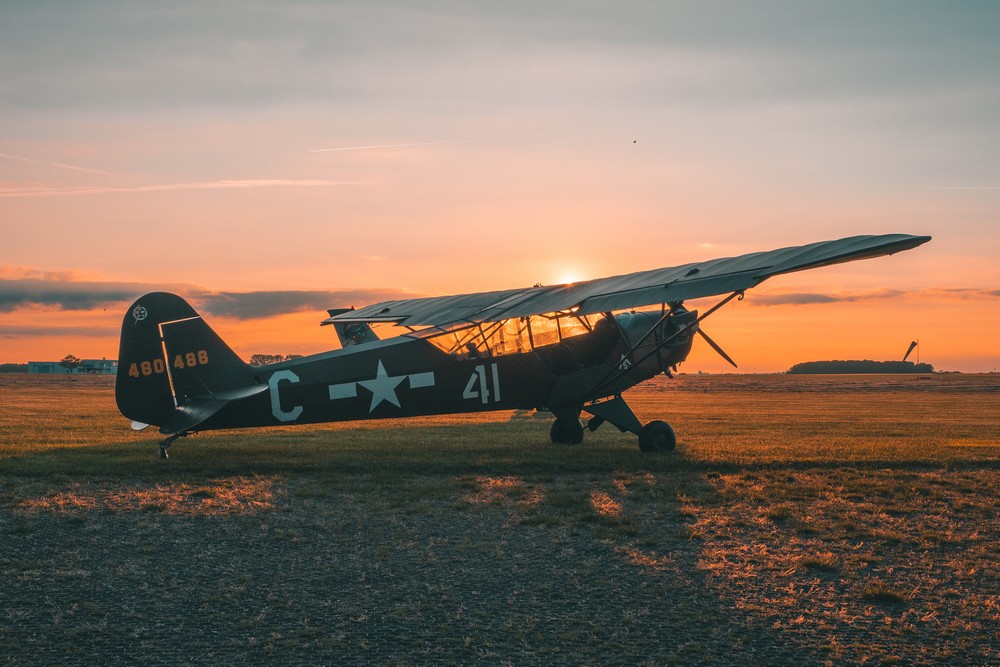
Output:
[[116, 292, 252, 431], [323, 308, 381, 348]]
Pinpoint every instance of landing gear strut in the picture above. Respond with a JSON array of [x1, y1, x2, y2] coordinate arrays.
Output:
[[581, 396, 677, 453], [157, 432, 187, 459]]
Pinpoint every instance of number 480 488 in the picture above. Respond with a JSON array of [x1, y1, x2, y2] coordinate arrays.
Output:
[[128, 349, 208, 378]]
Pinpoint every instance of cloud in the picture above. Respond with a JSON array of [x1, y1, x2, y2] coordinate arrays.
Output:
[[197, 289, 417, 319], [750, 288, 1000, 306], [0, 266, 105, 281], [310, 138, 500, 152], [750, 293, 840, 306], [0, 278, 177, 312], [921, 288, 1000, 300], [0, 267, 419, 321], [4, 2, 995, 116], [751, 288, 904, 306], [923, 186, 1000, 190], [0, 151, 114, 176], [0, 179, 365, 198], [0, 325, 117, 339]]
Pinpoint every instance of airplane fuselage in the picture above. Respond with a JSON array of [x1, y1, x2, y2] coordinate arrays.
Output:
[[174, 311, 694, 432]]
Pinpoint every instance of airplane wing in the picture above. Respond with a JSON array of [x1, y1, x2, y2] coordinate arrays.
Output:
[[323, 233, 931, 328]]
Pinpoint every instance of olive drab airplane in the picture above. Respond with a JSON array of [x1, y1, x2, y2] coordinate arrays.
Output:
[[116, 233, 930, 458]]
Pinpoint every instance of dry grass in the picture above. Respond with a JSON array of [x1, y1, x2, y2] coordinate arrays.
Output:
[[15, 476, 278, 515], [0, 372, 997, 665]]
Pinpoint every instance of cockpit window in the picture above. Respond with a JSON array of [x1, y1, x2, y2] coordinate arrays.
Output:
[[416, 313, 601, 358]]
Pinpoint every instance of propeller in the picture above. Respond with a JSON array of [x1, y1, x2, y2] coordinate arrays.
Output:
[[694, 326, 738, 368], [668, 301, 738, 368]]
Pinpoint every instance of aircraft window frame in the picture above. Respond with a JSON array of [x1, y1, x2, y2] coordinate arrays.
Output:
[[557, 314, 592, 340], [415, 312, 601, 358]]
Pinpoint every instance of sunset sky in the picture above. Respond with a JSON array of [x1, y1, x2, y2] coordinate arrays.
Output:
[[2, 2, 998, 373]]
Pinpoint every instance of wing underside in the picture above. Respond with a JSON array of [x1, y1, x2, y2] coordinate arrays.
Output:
[[323, 234, 930, 328]]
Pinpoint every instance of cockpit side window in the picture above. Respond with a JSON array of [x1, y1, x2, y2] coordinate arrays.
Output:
[[418, 313, 600, 358]]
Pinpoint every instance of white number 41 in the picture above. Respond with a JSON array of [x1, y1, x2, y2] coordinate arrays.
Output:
[[463, 363, 501, 404]]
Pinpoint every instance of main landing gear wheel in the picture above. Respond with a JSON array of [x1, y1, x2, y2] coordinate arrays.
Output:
[[550, 417, 585, 445], [638, 420, 676, 453]]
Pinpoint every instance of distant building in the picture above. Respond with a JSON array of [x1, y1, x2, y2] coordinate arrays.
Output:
[[28, 359, 118, 375]]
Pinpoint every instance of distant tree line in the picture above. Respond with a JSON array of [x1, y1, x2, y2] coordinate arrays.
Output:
[[248, 354, 304, 366], [0, 363, 28, 373], [788, 360, 935, 374]]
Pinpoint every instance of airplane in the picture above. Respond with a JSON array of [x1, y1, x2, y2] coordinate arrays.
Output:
[[116, 233, 930, 458]]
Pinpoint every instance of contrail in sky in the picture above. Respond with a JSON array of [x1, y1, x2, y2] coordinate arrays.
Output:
[[0, 151, 114, 176], [923, 186, 1000, 190], [309, 138, 500, 153], [0, 179, 365, 198]]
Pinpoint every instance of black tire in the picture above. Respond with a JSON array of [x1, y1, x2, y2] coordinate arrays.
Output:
[[638, 420, 676, 453], [550, 417, 585, 445]]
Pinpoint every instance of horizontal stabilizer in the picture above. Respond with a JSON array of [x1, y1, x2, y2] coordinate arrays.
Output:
[[159, 398, 229, 435], [158, 384, 268, 434], [211, 384, 269, 402]]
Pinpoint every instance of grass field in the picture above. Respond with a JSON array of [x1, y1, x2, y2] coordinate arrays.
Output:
[[0, 373, 997, 665]]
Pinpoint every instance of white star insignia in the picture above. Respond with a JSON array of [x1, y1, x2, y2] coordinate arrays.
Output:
[[357, 360, 406, 412]]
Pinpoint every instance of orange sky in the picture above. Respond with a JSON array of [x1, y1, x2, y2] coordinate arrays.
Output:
[[3, 258, 996, 374], [2, 3, 998, 372]]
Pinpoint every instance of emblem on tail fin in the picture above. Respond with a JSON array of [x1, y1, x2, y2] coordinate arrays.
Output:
[[132, 305, 148, 323]]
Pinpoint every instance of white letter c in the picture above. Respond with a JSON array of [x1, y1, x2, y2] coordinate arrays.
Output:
[[268, 370, 303, 422]]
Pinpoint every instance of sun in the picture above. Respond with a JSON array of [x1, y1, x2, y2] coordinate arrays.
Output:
[[554, 268, 585, 285]]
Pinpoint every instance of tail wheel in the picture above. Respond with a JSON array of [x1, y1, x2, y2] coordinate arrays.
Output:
[[638, 420, 676, 453], [550, 417, 584, 445]]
